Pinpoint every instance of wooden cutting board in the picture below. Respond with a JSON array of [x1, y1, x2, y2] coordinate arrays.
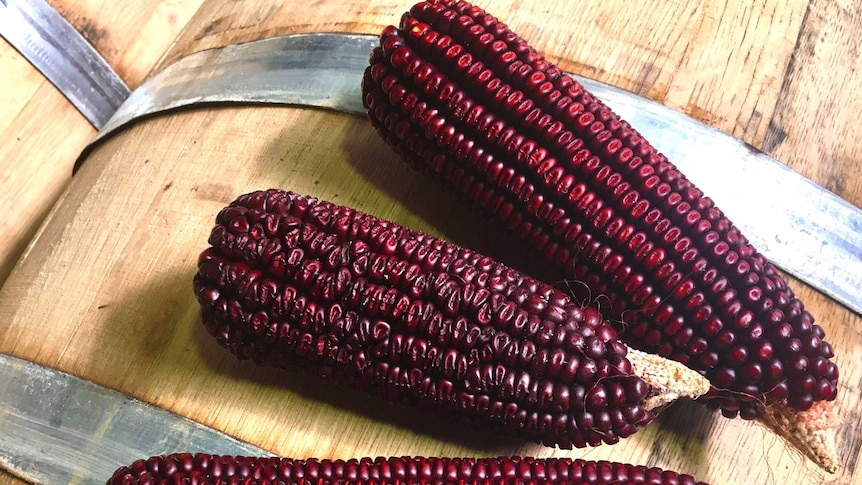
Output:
[[1, 1, 860, 484]]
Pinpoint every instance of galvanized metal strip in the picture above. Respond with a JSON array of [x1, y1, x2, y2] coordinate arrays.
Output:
[[86, 33, 377, 150], [0, 0, 130, 128], [0, 354, 270, 484], [83, 33, 862, 315]]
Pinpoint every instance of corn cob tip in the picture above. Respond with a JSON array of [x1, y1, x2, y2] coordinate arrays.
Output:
[[757, 398, 838, 473], [626, 347, 711, 411]]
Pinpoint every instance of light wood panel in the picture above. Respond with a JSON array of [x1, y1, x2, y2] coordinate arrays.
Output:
[[0, 45, 92, 285], [763, 0, 862, 207], [760, 0, 862, 477], [1, 1, 860, 484], [4, 106, 855, 485], [0, 472, 27, 485], [0, 1, 205, 285]]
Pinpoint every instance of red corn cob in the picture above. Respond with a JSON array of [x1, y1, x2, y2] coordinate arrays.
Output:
[[194, 189, 707, 450], [108, 454, 708, 484], [360, 0, 838, 471]]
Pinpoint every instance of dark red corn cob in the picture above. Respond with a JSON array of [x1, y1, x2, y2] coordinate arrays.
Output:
[[194, 189, 707, 449], [361, 0, 838, 426], [108, 454, 708, 484]]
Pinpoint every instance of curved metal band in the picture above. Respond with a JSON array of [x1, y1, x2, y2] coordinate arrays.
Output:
[[0, 0, 130, 128], [79, 33, 862, 316], [0, 354, 269, 484], [86, 33, 376, 151]]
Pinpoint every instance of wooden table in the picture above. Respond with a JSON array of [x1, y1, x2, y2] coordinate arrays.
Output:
[[1, 1, 860, 484]]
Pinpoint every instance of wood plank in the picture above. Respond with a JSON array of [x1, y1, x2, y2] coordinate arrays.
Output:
[[764, 0, 862, 207], [1, 106, 550, 464], [0, 106, 847, 484], [0, 471, 28, 485], [0, 44, 93, 284], [0, 0, 206, 285]]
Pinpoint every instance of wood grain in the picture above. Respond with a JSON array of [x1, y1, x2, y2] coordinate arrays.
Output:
[[0, 44, 92, 285], [763, 0, 862, 207], [0, 1, 205, 285], [1, 1, 860, 484], [46, 0, 206, 88], [0, 471, 28, 485]]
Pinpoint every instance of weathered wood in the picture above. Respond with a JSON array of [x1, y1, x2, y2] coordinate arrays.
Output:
[[0, 1, 205, 284], [764, 0, 862, 207], [46, 0, 206, 87], [0, 1, 859, 484], [0, 44, 92, 284], [0, 471, 28, 485]]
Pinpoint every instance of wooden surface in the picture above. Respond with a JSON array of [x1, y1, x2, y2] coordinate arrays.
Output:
[[1, 1, 860, 484], [0, 0, 205, 287], [0, 2, 204, 483]]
